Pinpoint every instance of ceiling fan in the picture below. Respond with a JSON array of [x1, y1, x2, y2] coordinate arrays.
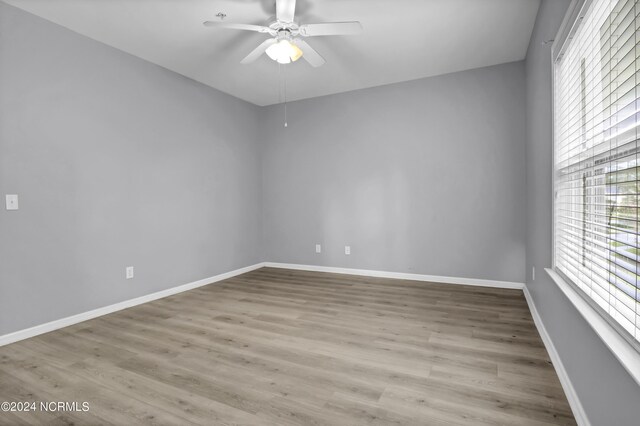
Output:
[[203, 0, 362, 67]]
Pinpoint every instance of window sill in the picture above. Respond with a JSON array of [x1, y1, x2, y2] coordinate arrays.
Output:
[[545, 268, 640, 386]]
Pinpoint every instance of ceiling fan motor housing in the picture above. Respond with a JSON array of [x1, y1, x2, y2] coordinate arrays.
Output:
[[271, 21, 299, 37], [276, 29, 294, 41]]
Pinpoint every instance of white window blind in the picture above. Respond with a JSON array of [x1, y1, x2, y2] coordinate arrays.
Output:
[[554, 0, 640, 347]]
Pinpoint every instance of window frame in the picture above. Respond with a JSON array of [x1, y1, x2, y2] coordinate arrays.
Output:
[[551, 0, 640, 386]]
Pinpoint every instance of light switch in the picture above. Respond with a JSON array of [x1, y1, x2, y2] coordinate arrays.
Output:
[[5, 194, 18, 210], [315, 244, 322, 253], [345, 246, 351, 255]]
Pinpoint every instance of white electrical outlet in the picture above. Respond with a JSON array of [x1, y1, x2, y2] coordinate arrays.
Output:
[[126, 266, 134, 279], [345, 246, 351, 255], [315, 244, 322, 253], [5, 194, 18, 210]]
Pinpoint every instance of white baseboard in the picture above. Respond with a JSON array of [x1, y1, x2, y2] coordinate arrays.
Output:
[[1, 262, 522, 348], [263, 262, 525, 289], [523, 286, 590, 426], [2, 260, 586, 424], [0, 262, 266, 347], [265, 263, 588, 423]]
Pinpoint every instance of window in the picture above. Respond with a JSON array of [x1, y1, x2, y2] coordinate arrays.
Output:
[[554, 0, 640, 348]]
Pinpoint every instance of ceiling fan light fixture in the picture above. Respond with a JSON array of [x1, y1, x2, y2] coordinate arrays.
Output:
[[290, 43, 303, 62], [277, 55, 291, 64], [265, 41, 280, 61], [265, 39, 303, 64]]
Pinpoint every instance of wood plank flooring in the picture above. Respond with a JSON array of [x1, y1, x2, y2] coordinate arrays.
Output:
[[0, 267, 575, 425]]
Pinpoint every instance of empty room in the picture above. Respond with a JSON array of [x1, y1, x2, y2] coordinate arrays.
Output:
[[1, 0, 640, 424]]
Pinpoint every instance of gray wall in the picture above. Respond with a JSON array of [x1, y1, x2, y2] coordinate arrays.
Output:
[[261, 62, 527, 283], [525, 1, 640, 424], [0, 2, 262, 335]]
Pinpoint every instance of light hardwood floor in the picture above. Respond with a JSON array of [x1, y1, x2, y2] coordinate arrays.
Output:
[[0, 267, 575, 425]]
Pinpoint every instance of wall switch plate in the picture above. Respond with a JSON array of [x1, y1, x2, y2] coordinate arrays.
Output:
[[5, 194, 18, 210], [532, 266, 535, 281], [345, 246, 351, 255], [126, 266, 134, 279], [315, 244, 322, 253]]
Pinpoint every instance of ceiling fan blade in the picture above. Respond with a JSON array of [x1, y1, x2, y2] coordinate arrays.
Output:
[[299, 22, 363, 37], [203, 21, 273, 34], [241, 38, 277, 64], [294, 39, 325, 67], [276, 0, 296, 23]]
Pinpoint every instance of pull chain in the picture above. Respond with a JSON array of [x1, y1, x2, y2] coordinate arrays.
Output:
[[277, 63, 288, 128], [283, 62, 288, 128], [277, 63, 282, 104]]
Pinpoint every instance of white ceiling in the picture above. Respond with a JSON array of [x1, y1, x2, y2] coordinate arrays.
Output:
[[5, 0, 540, 106]]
